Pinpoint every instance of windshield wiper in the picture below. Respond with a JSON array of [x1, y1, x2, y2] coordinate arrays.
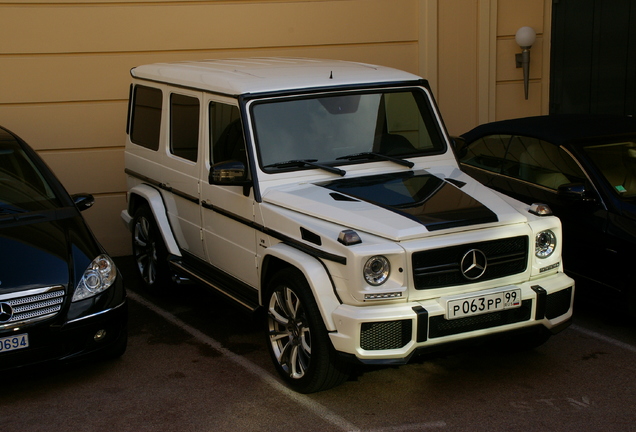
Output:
[[265, 159, 346, 176], [336, 152, 414, 168]]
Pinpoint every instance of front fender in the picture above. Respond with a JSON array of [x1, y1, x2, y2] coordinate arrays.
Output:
[[262, 243, 341, 331], [124, 184, 181, 256]]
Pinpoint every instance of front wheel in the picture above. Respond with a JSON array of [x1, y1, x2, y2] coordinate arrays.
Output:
[[265, 268, 350, 393], [131, 206, 172, 293]]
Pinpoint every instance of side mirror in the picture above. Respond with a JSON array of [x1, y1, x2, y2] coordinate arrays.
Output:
[[557, 183, 595, 202], [209, 161, 249, 185], [72, 193, 95, 212]]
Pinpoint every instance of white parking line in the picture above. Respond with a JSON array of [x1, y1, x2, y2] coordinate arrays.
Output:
[[129, 292, 363, 432], [570, 324, 636, 353]]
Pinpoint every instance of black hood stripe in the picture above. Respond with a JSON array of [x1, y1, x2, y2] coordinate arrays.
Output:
[[321, 171, 498, 231]]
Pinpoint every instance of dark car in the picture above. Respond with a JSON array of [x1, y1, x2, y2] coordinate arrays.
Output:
[[0, 125, 127, 370], [455, 114, 636, 316]]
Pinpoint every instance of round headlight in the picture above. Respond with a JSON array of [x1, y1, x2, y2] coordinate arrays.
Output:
[[535, 230, 557, 258], [364, 256, 390, 286]]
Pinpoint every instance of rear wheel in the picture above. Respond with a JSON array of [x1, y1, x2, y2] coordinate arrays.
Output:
[[265, 268, 350, 393], [131, 206, 172, 293]]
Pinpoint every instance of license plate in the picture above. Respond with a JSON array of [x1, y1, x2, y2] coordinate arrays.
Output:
[[0, 333, 29, 353], [446, 289, 521, 320]]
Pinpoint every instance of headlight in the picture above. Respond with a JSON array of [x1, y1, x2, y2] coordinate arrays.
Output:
[[364, 256, 390, 286], [73, 254, 117, 301], [535, 230, 557, 259]]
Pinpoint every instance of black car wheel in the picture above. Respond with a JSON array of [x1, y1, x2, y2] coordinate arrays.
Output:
[[132, 206, 172, 292], [265, 268, 350, 393]]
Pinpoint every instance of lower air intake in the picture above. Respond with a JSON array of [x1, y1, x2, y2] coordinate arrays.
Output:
[[360, 320, 412, 350]]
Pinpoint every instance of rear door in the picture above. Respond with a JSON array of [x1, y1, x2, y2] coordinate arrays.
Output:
[[160, 90, 206, 259]]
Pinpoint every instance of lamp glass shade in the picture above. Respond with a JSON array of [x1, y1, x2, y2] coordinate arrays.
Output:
[[515, 26, 536, 48]]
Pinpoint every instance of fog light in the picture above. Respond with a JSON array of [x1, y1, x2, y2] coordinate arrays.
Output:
[[94, 329, 107, 342]]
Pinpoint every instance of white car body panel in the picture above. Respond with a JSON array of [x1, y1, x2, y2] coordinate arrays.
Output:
[[122, 57, 575, 368]]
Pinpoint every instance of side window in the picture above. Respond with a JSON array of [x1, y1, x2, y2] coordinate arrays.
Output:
[[130, 85, 162, 151], [209, 102, 245, 165], [506, 137, 585, 190], [460, 134, 510, 174], [170, 94, 200, 162]]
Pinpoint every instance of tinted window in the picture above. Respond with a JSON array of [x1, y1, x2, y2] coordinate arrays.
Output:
[[583, 141, 636, 198], [461, 135, 510, 174], [170, 94, 200, 162], [210, 102, 245, 165], [505, 137, 585, 190], [462, 134, 585, 190], [130, 85, 162, 150]]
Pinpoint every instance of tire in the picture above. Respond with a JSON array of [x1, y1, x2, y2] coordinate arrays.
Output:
[[265, 268, 351, 393], [131, 206, 173, 293]]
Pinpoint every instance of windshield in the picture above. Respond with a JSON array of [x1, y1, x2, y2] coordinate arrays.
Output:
[[0, 142, 62, 213], [251, 89, 445, 172], [582, 141, 636, 199]]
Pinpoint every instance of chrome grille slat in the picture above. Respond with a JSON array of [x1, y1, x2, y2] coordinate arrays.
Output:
[[11, 305, 62, 322], [0, 286, 65, 328], [7, 290, 64, 306], [13, 297, 64, 313]]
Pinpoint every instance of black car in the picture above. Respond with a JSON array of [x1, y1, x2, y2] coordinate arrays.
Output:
[[455, 114, 636, 316], [0, 125, 127, 370]]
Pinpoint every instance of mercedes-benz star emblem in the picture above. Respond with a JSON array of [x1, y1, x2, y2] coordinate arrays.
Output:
[[460, 249, 488, 280], [0, 302, 14, 323]]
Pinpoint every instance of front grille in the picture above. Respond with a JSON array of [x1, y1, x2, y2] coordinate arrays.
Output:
[[412, 236, 528, 290], [545, 287, 572, 319], [0, 287, 64, 329], [428, 299, 532, 338], [360, 320, 412, 350]]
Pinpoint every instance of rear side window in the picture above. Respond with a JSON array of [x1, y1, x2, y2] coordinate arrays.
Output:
[[170, 94, 200, 162], [130, 85, 162, 150]]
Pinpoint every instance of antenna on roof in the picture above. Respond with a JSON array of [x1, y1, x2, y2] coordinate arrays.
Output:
[[329, 71, 333, 79]]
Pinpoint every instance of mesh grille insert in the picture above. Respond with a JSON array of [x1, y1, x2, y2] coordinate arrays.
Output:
[[412, 236, 528, 290], [361, 320, 412, 350]]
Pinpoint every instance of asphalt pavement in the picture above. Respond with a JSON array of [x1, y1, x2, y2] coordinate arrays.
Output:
[[2, 256, 636, 432]]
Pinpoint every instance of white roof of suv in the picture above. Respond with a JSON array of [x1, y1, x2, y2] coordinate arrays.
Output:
[[130, 57, 423, 96]]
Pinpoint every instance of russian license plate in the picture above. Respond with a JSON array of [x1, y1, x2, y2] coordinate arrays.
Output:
[[0, 333, 29, 353], [447, 289, 521, 320]]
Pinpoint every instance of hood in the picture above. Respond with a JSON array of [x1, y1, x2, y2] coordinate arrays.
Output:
[[262, 170, 528, 241], [0, 209, 99, 292]]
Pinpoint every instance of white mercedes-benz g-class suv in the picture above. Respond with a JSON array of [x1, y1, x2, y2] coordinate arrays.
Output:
[[121, 58, 574, 393]]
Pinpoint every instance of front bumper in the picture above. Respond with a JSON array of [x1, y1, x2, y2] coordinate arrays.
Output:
[[0, 299, 128, 371], [329, 272, 574, 364]]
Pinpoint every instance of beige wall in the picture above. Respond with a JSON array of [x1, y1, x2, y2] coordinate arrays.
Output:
[[437, 0, 550, 135], [0, 0, 551, 256]]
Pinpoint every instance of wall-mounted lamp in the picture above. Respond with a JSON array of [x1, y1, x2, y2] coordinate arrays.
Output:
[[515, 26, 536, 100]]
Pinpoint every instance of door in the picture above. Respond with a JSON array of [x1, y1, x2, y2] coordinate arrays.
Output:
[[551, 0, 636, 116], [200, 96, 259, 289], [161, 91, 206, 259]]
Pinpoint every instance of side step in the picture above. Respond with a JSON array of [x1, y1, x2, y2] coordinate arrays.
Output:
[[168, 255, 260, 312]]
